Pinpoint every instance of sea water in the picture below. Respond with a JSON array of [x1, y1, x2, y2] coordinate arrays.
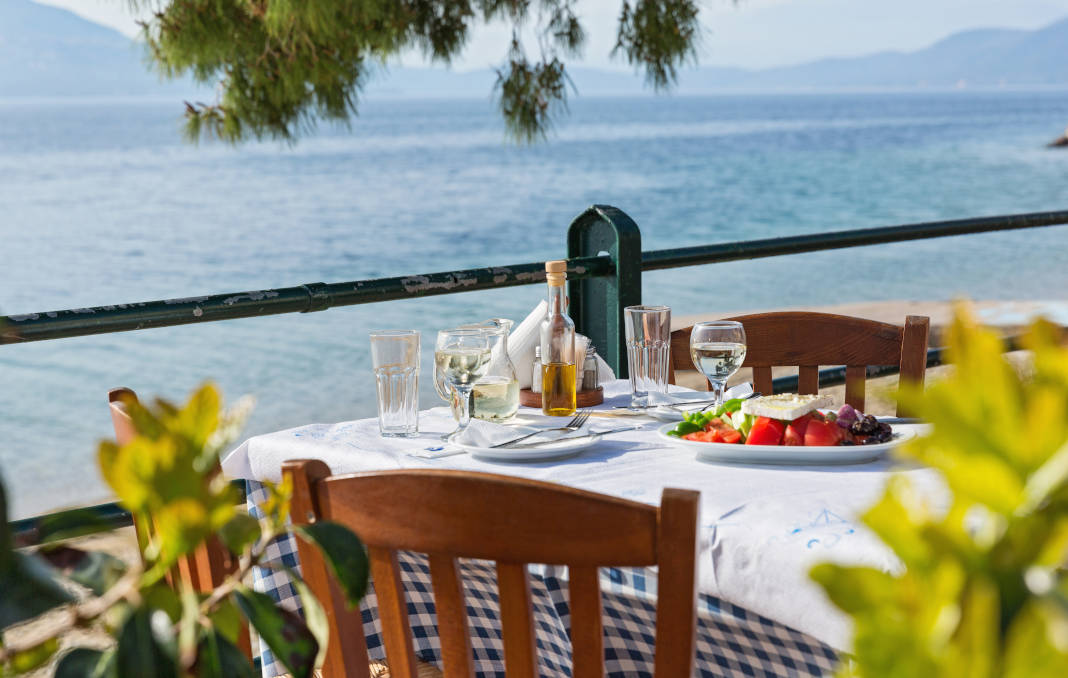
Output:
[[2, 91, 1068, 516]]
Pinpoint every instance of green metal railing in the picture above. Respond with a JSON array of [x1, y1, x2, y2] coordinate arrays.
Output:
[[5, 204, 1067, 540], [4, 205, 1067, 373]]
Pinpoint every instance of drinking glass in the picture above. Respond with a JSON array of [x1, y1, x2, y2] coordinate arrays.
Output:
[[624, 305, 672, 408], [434, 329, 492, 441], [369, 330, 420, 437], [689, 321, 747, 410]]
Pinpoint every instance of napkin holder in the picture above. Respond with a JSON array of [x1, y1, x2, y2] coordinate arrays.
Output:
[[519, 387, 604, 408]]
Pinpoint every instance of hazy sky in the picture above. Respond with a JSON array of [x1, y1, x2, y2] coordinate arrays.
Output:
[[37, 0, 1068, 71]]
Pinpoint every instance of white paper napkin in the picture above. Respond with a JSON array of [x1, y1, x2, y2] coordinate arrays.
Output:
[[509, 300, 615, 389]]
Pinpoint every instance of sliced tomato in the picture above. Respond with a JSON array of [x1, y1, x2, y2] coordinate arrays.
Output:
[[783, 427, 804, 446], [683, 431, 706, 442], [746, 417, 785, 446], [804, 419, 840, 447], [784, 414, 813, 446], [704, 417, 727, 432], [719, 429, 743, 444]]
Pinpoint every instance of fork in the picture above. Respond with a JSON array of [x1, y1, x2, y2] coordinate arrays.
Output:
[[490, 409, 591, 448]]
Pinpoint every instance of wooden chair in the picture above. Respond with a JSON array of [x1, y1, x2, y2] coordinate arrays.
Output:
[[668, 312, 930, 414], [108, 387, 252, 658], [283, 462, 700, 678]]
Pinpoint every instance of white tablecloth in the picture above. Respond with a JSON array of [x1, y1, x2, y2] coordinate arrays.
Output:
[[223, 379, 939, 650]]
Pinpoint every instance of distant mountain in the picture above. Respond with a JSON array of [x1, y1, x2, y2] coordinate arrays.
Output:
[[677, 19, 1068, 91], [0, 0, 200, 97], [3, 0, 1068, 99], [335, 17, 1068, 97]]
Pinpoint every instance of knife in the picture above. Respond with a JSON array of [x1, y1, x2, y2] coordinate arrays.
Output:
[[506, 426, 644, 449]]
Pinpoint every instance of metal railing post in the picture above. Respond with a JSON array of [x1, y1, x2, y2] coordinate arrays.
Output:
[[566, 205, 642, 376]]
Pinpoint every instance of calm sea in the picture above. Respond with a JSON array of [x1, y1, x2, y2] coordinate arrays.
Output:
[[2, 91, 1068, 517]]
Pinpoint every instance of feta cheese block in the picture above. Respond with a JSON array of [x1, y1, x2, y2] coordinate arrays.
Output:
[[740, 393, 834, 421]]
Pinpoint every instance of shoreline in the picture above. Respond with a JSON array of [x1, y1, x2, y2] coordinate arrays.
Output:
[[673, 299, 1068, 344]]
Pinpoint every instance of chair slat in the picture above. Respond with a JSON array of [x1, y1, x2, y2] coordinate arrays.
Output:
[[798, 365, 819, 395], [321, 472, 657, 565], [428, 554, 474, 678], [286, 459, 371, 678], [497, 562, 538, 678], [845, 365, 867, 411], [653, 489, 699, 678], [752, 366, 774, 396], [568, 565, 604, 678], [370, 546, 420, 678], [898, 316, 931, 415]]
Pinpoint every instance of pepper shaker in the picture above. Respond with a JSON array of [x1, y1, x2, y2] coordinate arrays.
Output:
[[582, 344, 600, 391]]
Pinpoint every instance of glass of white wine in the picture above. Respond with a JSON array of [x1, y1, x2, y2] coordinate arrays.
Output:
[[689, 321, 747, 410], [434, 329, 492, 441]]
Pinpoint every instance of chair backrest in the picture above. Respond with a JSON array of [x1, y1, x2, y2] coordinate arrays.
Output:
[[284, 462, 700, 678], [107, 387, 252, 658], [668, 312, 930, 414]]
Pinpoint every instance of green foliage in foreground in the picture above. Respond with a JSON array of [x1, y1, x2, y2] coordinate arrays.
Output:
[[129, 0, 701, 143], [813, 310, 1068, 677], [0, 384, 369, 677]]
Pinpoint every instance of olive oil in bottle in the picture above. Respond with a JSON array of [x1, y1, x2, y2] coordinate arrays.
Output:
[[540, 260, 577, 416], [541, 362, 577, 416]]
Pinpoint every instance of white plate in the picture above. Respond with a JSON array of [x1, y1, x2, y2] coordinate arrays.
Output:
[[456, 434, 601, 463], [656, 422, 919, 465]]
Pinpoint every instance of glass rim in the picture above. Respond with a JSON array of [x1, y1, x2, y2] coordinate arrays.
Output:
[[624, 305, 671, 313], [692, 320, 745, 329], [437, 328, 486, 335], [369, 329, 420, 337]]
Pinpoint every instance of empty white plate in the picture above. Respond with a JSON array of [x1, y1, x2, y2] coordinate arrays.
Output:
[[455, 434, 602, 462]]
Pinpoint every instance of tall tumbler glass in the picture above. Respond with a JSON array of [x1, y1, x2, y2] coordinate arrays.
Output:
[[624, 305, 672, 408], [369, 330, 420, 437]]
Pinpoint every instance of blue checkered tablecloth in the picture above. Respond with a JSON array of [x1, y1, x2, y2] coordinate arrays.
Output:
[[248, 481, 839, 677]]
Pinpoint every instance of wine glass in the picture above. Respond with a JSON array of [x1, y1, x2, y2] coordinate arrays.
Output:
[[434, 329, 492, 441], [689, 321, 747, 410]]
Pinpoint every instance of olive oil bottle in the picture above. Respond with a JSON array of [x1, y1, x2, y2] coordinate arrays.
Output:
[[540, 260, 577, 416]]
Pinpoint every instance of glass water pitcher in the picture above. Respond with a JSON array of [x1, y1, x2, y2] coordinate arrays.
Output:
[[470, 318, 519, 421], [436, 319, 519, 422]]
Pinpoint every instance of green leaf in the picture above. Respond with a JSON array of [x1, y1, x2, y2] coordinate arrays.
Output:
[[1003, 601, 1068, 678], [39, 546, 127, 596], [194, 628, 256, 678], [290, 571, 330, 670], [206, 598, 243, 645], [33, 507, 118, 544], [862, 482, 932, 568], [294, 521, 369, 607], [178, 383, 220, 457], [233, 585, 318, 678], [0, 552, 76, 629], [114, 607, 178, 678], [6, 636, 60, 673], [141, 581, 182, 622], [810, 564, 898, 615], [218, 513, 261, 556], [54, 648, 116, 678]]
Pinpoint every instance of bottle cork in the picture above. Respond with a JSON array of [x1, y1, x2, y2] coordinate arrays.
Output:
[[545, 260, 567, 285]]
